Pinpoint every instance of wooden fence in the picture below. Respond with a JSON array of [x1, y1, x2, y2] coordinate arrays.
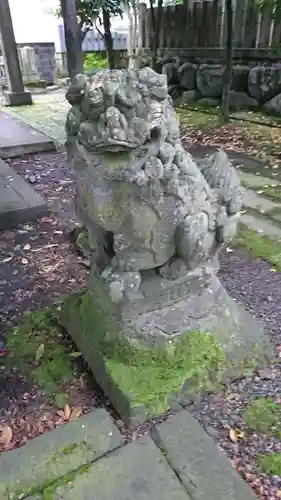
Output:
[[139, 0, 281, 50]]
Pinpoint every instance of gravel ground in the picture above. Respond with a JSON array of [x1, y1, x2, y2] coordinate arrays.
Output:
[[1, 151, 281, 498]]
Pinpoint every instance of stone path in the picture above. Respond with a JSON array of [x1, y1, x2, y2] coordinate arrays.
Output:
[[0, 157, 47, 229], [0, 407, 257, 499], [0, 111, 55, 158]]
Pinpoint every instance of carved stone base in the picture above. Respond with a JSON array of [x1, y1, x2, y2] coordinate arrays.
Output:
[[61, 267, 273, 427]]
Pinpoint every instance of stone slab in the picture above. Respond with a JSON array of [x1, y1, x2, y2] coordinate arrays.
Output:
[[0, 408, 123, 499], [243, 188, 279, 213], [0, 110, 55, 158], [30, 436, 190, 500], [152, 409, 258, 500], [241, 213, 281, 241], [240, 171, 281, 188], [0, 158, 48, 229]]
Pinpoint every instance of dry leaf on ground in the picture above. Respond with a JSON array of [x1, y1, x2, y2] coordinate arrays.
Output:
[[0, 425, 13, 446], [70, 406, 82, 420], [64, 404, 71, 420]]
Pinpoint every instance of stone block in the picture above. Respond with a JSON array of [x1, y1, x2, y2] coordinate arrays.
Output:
[[178, 62, 197, 90], [30, 436, 190, 500], [152, 410, 258, 500], [0, 408, 123, 499], [61, 267, 273, 427], [3, 90, 32, 106], [196, 64, 224, 97], [248, 64, 281, 102]]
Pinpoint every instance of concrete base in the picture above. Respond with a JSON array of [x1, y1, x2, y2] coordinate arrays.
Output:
[[61, 265, 274, 427], [3, 90, 32, 106]]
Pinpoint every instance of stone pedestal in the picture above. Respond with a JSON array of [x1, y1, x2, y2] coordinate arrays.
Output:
[[3, 90, 32, 107], [61, 265, 273, 427], [0, 0, 33, 107]]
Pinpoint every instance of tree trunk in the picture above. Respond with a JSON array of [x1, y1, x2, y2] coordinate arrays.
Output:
[[102, 9, 115, 70], [60, 0, 83, 78], [221, 0, 233, 122], [149, 0, 163, 72]]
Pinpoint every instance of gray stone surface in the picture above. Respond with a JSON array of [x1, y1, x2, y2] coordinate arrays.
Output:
[[248, 64, 281, 102], [196, 64, 224, 97], [263, 92, 281, 115], [240, 171, 280, 188], [0, 157, 47, 229], [33, 436, 190, 500], [0, 408, 123, 499], [180, 90, 199, 104], [3, 90, 32, 106], [228, 90, 258, 111], [178, 62, 197, 90], [241, 213, 281, 240], [152, 410, 258, 500], [0, 110, 55, 157], [243, 188, 279, 213]]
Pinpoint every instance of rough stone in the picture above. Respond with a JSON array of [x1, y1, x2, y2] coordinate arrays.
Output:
[[248, 64, 281, 102], [180, 90, 200, 104], [231, 65, 250, 93], [196, 64, 224, 97], [197, 97, 221, 107], [263, 92, 281, 115], [152, 410, 258, 499], [228, 90, 258, 111], [0, 408, 123, 499], [63, 67, 273, 426], [30, 436, 190, 500], [178, 62, 197, 90], [162, 61, 180, 85]]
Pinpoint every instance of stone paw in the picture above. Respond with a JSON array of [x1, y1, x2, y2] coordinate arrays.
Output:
[[101, 267, 142, 303]]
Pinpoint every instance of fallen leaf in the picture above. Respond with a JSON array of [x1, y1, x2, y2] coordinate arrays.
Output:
[[35, 343, 45, 362], [1, 256, 13, 263], [226, 247, 234, 253], [56, 410, 65, 418], [0, 425, 13, 446], [69, 351, 82, 358], [229, 428, 238, 443], [23, 244, 31, 251], [257, 190, 264, 194], [21, 258, 29, 265], [70, 406, 82, 420], [64, 404, 71, 420]]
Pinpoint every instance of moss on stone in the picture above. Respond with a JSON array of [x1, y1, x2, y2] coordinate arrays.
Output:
[[4, 306, 73, 396], [258, 452, 281, 476], [39, 464, 91, 500], [103, 331, 225, 415], [243, 397, 281, 437], [233, 224, 281, 271], [46, 441, 92, 468]]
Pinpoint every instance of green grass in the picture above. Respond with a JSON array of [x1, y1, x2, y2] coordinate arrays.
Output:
[[233, 224, 281, 271], [258, 452, 281, 476], [83, 53, 108, 73], [243, 397, 281, 437], [5, 306, 74, 397]]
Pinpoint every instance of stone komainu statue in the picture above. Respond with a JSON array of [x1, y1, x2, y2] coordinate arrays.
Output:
[[65, 67, 243, 302]]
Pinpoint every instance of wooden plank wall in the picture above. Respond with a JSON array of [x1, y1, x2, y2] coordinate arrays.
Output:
[[139, 0, 281, 50]]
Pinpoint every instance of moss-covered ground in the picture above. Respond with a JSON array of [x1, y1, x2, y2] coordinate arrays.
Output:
[[4, 304, 76, 399], [232, 224, 281, 272]]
